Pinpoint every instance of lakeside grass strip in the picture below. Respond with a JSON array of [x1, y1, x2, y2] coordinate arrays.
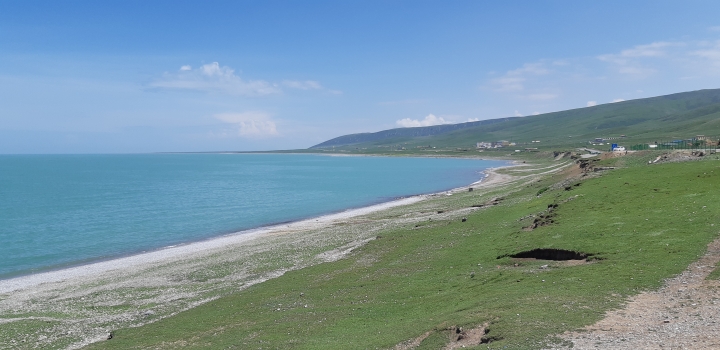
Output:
[[87, 156, 720, 349]]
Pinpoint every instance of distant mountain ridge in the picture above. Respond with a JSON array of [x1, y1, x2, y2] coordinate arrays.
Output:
[[310, 118, 519, 148], [310, 89, 720, 150]]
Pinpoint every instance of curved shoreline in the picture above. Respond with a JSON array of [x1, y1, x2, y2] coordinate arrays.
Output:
[[0, 153, 504, 282], [0, 161, 530, 350], [0, 196, 425, 294], [0, 164, 513, 295]]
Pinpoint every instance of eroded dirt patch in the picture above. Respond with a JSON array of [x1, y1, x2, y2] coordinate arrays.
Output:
[[522, 204, 558, 231], [393, 323, 494, 350], [445, 323, 497, 350], [501, 248, 590, 261]]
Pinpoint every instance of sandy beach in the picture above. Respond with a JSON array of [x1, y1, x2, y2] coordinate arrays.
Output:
[[0, 162, 542, 349]]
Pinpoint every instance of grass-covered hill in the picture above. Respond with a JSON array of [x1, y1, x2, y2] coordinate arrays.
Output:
[[311, 89, 720, 152], [311, 117, 519, 148]]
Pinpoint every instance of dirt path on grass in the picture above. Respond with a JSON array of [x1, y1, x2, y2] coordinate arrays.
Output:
[[552, 238, 720, 350]]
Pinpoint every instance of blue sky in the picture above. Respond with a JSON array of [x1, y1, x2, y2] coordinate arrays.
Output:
[[2, 1, 720, 153]]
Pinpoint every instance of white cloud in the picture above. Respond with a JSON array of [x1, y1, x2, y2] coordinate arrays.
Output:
[[598, 42, 674, 64], [480, 38, 720, 119], [396, 114, 451, 127], [708, 26, 720, 32], [618, 66, 656, 75], [692, 41, 720, 64], [282, 80, 323, 90], [612, 98, 626, 103], [597, 42, 677, 76], [490, 76, 525, 92], [396, 114, 479, 126], [214, 112, 279, 137], [620, 42, 674, 58], [151, 62, 280, 96], [532, 111, 540, 115], [514, 110, 523, 117], [489, 63, 549, 92], [199, 62, 233, 77], [513, 63, 550, 75], [180, 65, 192, 71]]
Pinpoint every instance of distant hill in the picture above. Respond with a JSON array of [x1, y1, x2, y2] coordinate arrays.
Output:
[[310, 89, 720, 150], [310, 118, 519, 148]]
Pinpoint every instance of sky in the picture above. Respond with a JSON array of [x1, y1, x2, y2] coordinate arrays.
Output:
[[2, 1, 720, 153]]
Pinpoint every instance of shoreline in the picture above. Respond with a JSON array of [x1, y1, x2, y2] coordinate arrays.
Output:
[[0, 164, 513, 295], [163, 150, 516, 161], [0, 160, 540, 350], [0, 196, 425, 294]]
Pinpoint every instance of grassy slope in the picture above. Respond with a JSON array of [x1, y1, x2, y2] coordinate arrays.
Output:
[[316, 89, 720, 152], [90, 153, 720, 349]]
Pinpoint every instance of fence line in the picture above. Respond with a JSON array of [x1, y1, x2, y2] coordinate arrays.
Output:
[[628, 137, 720, 151]]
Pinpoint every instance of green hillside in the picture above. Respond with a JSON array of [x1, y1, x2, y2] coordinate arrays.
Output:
[[311, 89, 720, 152], [311, 117, 519, 148]]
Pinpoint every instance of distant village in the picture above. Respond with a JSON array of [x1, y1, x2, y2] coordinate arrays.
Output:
[[475, 134, 719, 152], [476, 140, 543, 151]]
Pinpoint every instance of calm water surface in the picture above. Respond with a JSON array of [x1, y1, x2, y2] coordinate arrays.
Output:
[[0, 154, 505, 278]]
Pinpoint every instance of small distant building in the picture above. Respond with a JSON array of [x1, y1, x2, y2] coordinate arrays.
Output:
[[477, 140, 515, 148]]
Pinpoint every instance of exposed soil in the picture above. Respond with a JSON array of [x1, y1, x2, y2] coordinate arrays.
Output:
[[393, 331, 433, 350], [650, 150, 714, 164], [551, 238, 720, 350], [523, 204, 559, 231], [393, 323, 492, 350], [470, 197, 504, 208], [502, 248, 590, 261], [445, 323, 494, 350]]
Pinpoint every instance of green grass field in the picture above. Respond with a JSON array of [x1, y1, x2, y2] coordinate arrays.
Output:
[[88, 152, 720, 349]]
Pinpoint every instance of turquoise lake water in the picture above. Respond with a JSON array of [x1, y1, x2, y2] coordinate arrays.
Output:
[[0, 154, 505, 278]]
